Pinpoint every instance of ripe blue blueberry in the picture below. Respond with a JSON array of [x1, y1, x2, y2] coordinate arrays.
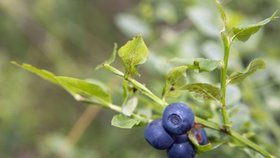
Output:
[[144, 119, 174, 150], [167, 138, 196, 158], [192, 128, 209, 145], [162, 103, 195, 135], [173, 134, 188, 144]]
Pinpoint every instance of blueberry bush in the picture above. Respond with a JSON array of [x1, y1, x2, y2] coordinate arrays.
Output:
[[10, 0, 279, 157]]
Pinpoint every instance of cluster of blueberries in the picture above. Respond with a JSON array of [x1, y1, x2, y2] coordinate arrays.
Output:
[[144, 103, 208, 158]]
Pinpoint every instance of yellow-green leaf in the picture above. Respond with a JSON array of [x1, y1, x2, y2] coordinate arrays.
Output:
[[228, 59, 266, 84], [118, 35, 148, 75], [12, 62, 112, 106], [192, 58, 220, 72], [232, 11, 278, 42], [95, 43, 118, 70], [162, 66, 188, 99], [183, 83, 221, 101], [215, 0, 227, 27], [111, 114, 141, 129], [11, 61, 58, 84], [56, 76, 112, 105], [122, 96, 138, 116]]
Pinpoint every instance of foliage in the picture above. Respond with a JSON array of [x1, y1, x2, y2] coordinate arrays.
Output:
[[1, 0, 280, 157], [12, 1, 278, 157]]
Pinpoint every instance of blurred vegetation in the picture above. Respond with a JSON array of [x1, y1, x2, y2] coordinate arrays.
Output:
[[0, 0, 279, 158]]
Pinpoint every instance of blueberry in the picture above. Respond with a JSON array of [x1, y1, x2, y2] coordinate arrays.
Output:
[[163, 103, 195, 135], [167, 139, 196, 158], [192, 128, 208, 145], [173, 134, 188, 144], [144, 119, 174, 150]]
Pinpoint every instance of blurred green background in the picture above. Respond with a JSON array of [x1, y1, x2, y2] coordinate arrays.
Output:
[[0, 0, 280, 157]]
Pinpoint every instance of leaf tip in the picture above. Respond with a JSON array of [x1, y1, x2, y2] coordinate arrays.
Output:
[[272, 10, 279, 18], [10, 61, 20, 66], [10, 61, 17, 64], [95, 43, 118, 70]]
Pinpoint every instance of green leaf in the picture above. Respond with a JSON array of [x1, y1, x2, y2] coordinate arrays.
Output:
[[118, 35, 149, 75], [12, 62, 112, 106], [95, 43, 118, 70], [192, 58, 220, 72], [232, 11, 278, 42], [137, 107, 152, 118], [183, 83, 221, 101], [162, 66, 187, 99], [122, 96, 138, 116], [111, 114, 141, 129], [55, 77, 112, 105], [228, 59, 266, 84], [11, 61, 58, 84], [215, 0, 227, 27]]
